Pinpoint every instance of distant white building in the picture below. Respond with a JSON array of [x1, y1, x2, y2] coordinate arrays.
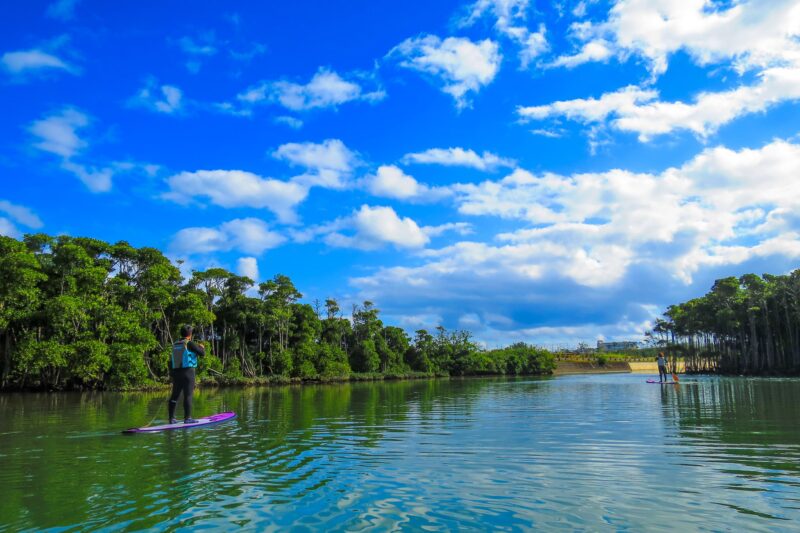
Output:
[[597, 340, 639, 352]]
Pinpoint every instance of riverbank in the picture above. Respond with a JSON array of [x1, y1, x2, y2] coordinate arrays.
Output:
[[1, 361, 687, 392], [553, 360, 686, 375], [553, 361, 631, 375]]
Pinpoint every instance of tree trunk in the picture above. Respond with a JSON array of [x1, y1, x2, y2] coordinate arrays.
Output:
[[1, 330, 10, 388]]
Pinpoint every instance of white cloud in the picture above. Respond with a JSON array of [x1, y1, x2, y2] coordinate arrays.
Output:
[[29, 108, 88, 158], [273, 116, 303, 129], [518, 67, 800, 140], [237, 257, 260, 282], [176, 34, 218, 73], [389, 35, 502, 108], [514, 24, 549, 69], [422, 222, 473, 238], [365, 165, 452, 202], [273, 139, 359, 189], [367, 165, 424, 200], [163, 170, 308, 224], [324, 205, 430, 250], [0, 200, 44, 237], [403, 147, 515, 170], [295, 205, 466, 251], [548, 39, 613, 68], [461, 0, 549, 69], [530, 128, 564, 138], [178, 36, 217, 56], [46, 0, 81, 20], [0, 200, 44, 229], [235, 68, 385, 112], [0, 218, 21, 238], [171, 218, 285, 255], [346, 137, 800, 345], [131, 80, 184, 114], [453, 139, 800, 283], [1, 49, 77, 76], [60, 161, 113, 193], [525, 1, 800, 145], [551, 0, 800, 75], [28, 108, 115, 193]]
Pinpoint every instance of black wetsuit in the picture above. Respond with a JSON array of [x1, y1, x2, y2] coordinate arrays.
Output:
[[168, 340, 206, 421]]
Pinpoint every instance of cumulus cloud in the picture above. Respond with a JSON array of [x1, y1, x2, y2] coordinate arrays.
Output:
[[28, 108, 116, 192], [460, 0, 550, 68], [292, 205, 468, 251], [324, 205, 431, 250], [0, 200, 44, 229], [519, 1, 800, 144], [367, 165, 426, 200], [273, 139, 359, 189], [389, 34, 502, 108], [0, 200, 44, 238], [457, 139, 800, 283], [29, 107, 88, 158], [163, 170, 308, 224], [547, 39, 613, 69], [402, 147, 515, 171], [171, 218, 285, 255], [551, 0, 800, 75], [130, 80, 184, 114], [347, 137, 800, 344], [518, 67, 800, 140], [366, 165, 450, 202], [237, 256, 260, 282], [233, 67, 385, 113]]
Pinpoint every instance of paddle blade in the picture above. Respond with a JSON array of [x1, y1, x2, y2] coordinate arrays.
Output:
[[672, 373, 679, 383]]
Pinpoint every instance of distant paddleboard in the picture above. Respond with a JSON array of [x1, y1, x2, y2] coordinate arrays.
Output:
[[646, 380, 678, 384], [122, 412, 236, 434]]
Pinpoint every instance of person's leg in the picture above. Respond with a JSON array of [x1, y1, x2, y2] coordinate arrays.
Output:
[[168, 370, 181, 422], [183, 368, 196, 421]]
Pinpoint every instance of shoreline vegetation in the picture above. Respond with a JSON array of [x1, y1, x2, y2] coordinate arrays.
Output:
[[647, 271, 800, 376], [3, 233, 786, 392], [0, 234, 557, 392]]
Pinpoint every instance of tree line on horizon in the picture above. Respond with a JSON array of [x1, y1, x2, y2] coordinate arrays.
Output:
[[0, 234, 555, 390], [648, 271, 800, 375]]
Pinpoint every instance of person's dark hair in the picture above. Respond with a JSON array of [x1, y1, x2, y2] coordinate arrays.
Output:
[[180, 325, 193, 338]]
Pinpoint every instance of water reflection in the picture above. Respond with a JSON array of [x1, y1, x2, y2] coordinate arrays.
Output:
[[1, 376, 800, 531]]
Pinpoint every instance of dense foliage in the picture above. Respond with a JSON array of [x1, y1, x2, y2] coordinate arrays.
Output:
[[648, 271, 800, 375], [0, 234, 554, 390]]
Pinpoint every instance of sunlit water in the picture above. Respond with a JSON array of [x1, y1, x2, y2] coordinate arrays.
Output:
[[2, 374, 800, 531]]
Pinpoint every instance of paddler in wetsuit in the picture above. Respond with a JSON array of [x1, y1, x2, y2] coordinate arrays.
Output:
[[168, 325, 205, 424]]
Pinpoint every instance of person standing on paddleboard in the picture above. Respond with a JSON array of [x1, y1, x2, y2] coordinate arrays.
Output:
[[657, 352, 668, 383], [168, 325, 205, 424]]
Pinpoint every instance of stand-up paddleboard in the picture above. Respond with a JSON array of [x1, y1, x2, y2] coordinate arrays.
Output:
[[122, 412, 236, 434], [646, 379, 678, 384]]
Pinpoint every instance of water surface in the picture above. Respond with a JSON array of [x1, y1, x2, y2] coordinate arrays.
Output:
[[2, 374, 800, 531]]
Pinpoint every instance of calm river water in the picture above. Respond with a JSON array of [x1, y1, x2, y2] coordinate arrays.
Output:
[[2, 374, 800, 531]]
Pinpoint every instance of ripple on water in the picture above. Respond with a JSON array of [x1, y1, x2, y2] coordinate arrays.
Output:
[[2, 376, 800, 531]]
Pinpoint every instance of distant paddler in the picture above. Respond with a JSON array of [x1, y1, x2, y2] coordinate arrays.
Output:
[[657, 352, 668, 383]]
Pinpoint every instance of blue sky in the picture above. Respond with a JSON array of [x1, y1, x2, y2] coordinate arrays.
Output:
[[3, 0, 800, 347]]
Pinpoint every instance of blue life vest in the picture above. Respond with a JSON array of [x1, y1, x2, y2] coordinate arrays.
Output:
[[171, 340, 198, 369]]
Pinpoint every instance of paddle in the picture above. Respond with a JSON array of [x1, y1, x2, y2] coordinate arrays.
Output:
[[672, 372, 680, 383]]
